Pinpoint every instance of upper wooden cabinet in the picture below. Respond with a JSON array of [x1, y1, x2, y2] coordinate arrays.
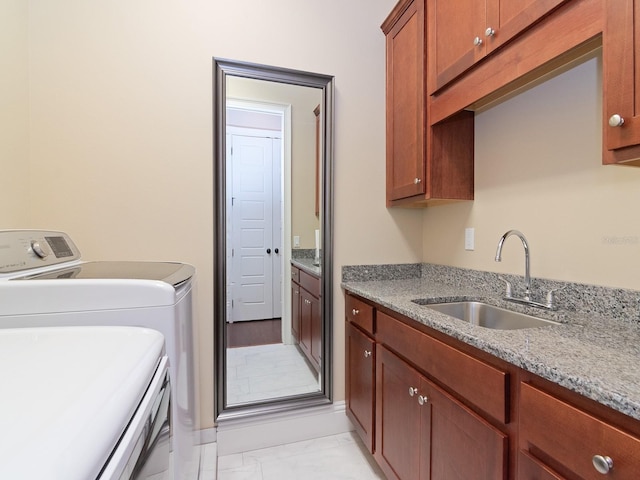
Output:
[[428, 0, 570, 93], [382, 0, 474, 207], [382, 0, 426, 202], [603, 0, 640, 165]]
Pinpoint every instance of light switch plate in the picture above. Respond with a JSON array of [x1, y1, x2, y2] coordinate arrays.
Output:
[[465, 228, 475, 251], [293, 236, 300, 248]]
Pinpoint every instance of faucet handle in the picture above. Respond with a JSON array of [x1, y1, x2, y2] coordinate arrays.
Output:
[[498, 276, 513, 298], [545, 285, 566, 309]]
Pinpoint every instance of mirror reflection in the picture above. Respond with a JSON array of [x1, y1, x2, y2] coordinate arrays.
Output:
[[214, 59, 334, 418]]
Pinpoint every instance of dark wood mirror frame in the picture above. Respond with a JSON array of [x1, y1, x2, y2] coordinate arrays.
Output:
[[213, 58, 335, 421]]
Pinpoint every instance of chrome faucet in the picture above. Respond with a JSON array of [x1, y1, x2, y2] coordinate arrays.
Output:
[[494, 230, 559, 310], [495, 230, 531, 299]]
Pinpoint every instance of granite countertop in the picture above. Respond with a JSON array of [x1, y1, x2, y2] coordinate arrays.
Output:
[[292, 258, 321, 277], [342, 276, 640, 421]]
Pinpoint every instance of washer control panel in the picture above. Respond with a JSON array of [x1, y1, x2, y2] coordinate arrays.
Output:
[[0, 230, 81, 274]]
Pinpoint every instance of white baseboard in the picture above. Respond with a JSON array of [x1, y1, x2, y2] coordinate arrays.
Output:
[[199, 427, 217, 445], [213, 401, 353, 456]]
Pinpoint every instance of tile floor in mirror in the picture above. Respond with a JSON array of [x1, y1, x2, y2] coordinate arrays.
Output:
[[200, 432, 385, 480], [226, 343, 320, 405]]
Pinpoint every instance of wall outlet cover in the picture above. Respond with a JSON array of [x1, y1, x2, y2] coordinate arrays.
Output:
[[465, 228, 475, 251]]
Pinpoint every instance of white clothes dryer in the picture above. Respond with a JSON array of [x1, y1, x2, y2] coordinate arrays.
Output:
[[0, 230, 200, 480], [0, 326, 170, 480]]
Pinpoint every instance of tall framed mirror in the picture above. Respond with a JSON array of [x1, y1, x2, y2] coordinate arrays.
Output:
[[213, 58, 334, 420]]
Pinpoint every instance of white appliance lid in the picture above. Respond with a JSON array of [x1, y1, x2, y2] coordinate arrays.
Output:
[[0, 261, 195, 315], [16, 261, 195, 287], [0, 326, 165, 480]]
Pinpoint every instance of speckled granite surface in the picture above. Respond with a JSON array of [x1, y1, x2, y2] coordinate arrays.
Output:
[[292, 257, 321, 277], [341, 263, 640, 421]]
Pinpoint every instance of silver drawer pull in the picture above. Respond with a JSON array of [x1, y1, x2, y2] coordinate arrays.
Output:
[[363, 350, 372, 358], [352, 308, 359, 316], [418, 395, 428, 406], [592, 455, 613, 474], [408, 386, 418, 397]]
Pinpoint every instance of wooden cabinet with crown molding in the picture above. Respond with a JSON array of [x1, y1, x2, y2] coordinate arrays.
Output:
[[382, 0, 474, 207]]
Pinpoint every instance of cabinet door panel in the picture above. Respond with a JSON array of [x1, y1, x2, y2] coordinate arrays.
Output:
[[487, 0, 569, 52], [385, 0, 425, 201], [346, 323, 375, 453], [428, 0, 486, 92], [291, 283, 300, 341], [604, 0, 640, 162], [309, 293, 321, 369], [299, 289, 312, 358], [426, 381, 507, 480], [375, 346, 422, 480]]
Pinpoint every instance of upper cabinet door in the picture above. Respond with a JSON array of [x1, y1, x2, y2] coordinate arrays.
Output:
[[604, 0, 640, 164], [383, 0, 426, 202], [428, 0, 486, 93], [428, 0, 569, 93], [486, 0, 570, 52]]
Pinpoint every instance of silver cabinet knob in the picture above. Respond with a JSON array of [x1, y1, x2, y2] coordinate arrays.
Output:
[[485, 27, 495, 37], [414, 178, 421, 184], [363, 350, 372, 358], [592, 455, 613, 474], [351, 308, 359, 316], [473, 36, 483, 46], [408, 386, 418, 397], [418, 395, 428, 405], [609, 114, 624, 127]]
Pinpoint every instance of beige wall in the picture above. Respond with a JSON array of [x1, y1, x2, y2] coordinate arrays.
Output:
[[423, 53, 640, 292], [25, 0, 402, 430], [1, 0, 29, 226]]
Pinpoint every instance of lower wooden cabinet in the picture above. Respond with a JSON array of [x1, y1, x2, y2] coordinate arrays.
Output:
[[346, 322, 375, 453], [291, 264, 321, 372], [345, 292, 640, 480], [300, 288, 321, 371], [375, 345, 423, 480], [375, 346, 507, 480], [519, 382, 640, 480]]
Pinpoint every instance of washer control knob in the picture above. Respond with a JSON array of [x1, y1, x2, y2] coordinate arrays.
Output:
[[31, 240, 50, 259]]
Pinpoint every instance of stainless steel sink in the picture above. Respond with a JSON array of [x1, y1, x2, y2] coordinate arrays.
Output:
[[422, 301, 560, 330]]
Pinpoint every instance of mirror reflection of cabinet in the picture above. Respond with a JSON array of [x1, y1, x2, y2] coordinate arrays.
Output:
[[291, 263, 321, 372]]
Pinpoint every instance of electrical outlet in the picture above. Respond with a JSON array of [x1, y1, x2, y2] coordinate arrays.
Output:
[[293, 236, 300, 248], [465, 228, 475, 251]]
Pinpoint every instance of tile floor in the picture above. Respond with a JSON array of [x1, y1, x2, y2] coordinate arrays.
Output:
[[209, 432, 386, 480], [226, 343, 320, 405]]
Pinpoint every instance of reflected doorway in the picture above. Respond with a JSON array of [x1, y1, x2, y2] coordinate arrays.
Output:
[[224, 98, 320, 406]]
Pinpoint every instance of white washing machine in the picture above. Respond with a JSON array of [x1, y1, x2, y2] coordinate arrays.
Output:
[[0, 326, 170, 480], [0, 230, 200, 480]]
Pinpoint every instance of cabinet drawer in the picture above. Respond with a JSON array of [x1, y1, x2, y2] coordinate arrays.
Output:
[[518, 450, 565, 480], [345, 295, 374, 335], [519, 382, 640, 479], [377, 311, 508, 423], [299, 270, 320, 297], [291, 265, 300, 284]]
